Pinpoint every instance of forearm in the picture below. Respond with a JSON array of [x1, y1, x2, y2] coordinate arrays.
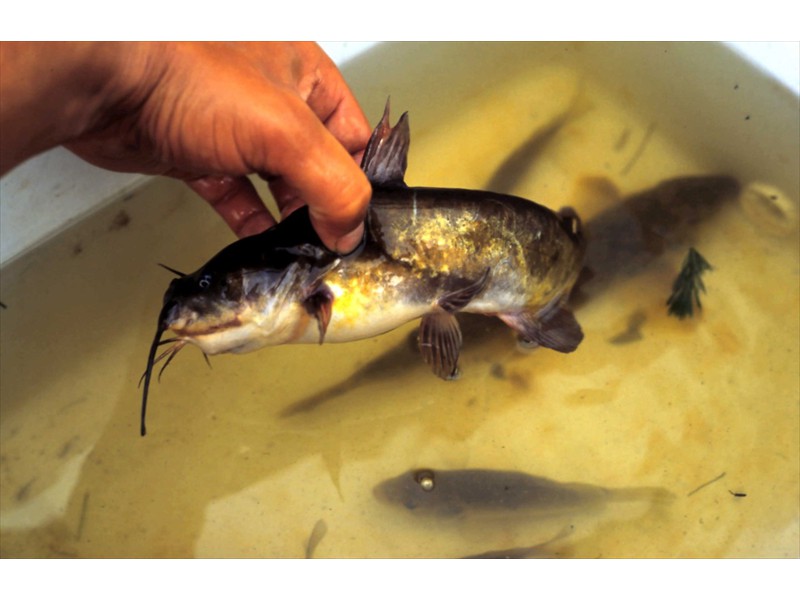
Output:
[[0, 41, 160, 175]]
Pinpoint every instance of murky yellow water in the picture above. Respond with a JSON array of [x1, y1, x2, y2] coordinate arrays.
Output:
[[1, 44, 798, 558]]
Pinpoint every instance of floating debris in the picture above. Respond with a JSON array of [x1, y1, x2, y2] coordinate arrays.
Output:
[[687, 472, 726, 497], [489, 363, 506, 379], [108, 209, 131, 231], [76, 492, 90, 541], [739, 181, 797, 237], [620, 122, 656, 176], [667, 248, 713, 319], [608, 310, 646, 345]]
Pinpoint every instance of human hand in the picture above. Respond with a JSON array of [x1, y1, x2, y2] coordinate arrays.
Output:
[[0, 42, 372, 252]]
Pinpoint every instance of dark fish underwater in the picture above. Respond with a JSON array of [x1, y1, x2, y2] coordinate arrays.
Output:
[[373, 468, 672, 519], [141, 102, 585, 434]]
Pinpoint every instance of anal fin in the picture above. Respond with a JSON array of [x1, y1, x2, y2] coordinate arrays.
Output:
[[418, 311, 463, 380], [500, 304, 583, 353]]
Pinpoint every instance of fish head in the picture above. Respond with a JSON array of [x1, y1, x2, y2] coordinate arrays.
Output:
[[160, 256, 334, 357], [140, 207, 337, 435], [163, 208, 338, 355], [159, 266, 287, 356], [373, 469, 445, 513], [158, 264, 253, 354]]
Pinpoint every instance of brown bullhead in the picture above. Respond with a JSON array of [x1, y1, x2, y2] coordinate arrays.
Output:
[[141, 102, 585, 434], [373, 468, 671, 519]]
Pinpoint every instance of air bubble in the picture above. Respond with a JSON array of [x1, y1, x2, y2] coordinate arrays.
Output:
[[414, 469, 436, 492]]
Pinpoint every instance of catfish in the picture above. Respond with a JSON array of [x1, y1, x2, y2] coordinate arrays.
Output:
[[373, 468, 672, 519], [141, 102, 585, 434]]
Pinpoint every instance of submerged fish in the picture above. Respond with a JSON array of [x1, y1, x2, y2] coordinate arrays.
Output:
[[462, 524, 574, 559], [576, 174, 739, 303], [141, 102, 585, 434], [373, 468, 671, 519]]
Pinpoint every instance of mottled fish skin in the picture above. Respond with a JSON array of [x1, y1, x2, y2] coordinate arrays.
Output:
[[140, 101, 585, 433], [373, 468, 671, 519], [318, 187, 584, 343]]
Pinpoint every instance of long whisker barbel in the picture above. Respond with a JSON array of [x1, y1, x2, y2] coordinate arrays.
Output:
[[158, 263, 187, 277], [141, 301, 180, 437], [157, 341, 187, 382]]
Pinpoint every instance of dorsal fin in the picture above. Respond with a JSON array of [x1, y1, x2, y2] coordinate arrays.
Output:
[[360, 99, 409, 188]]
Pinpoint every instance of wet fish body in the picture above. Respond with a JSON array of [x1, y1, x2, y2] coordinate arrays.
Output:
[[317, 187, 584, 346], [288, 175, 739, 416], [141, 102, 584, 434]]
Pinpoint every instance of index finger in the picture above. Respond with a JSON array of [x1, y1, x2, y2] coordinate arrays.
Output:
[[187, 175, 276, 238], [256, 91, 372, 253], [291, 43, 372, 158]]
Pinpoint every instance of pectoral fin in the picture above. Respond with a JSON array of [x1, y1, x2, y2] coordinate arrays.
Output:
[[500, 304, 583, 353], [438, 269, 491, 312], [303, 285, 334, 344], [419, 311, 463, 380]]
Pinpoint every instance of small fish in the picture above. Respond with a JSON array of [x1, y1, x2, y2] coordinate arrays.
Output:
[[666, 247, 713, 319], [373, 468, 671, 519], [484, 90, 589, 195], [462, 524, 574, 559], [305, 519, 328, 559], [140, 101, 585, 435]]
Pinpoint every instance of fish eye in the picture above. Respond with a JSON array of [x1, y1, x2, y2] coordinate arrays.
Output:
[[199, 274, 212, 289], [414, 469, 435, 492]]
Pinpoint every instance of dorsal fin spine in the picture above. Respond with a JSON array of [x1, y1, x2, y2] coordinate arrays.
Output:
[[361, 99, 410, 189]]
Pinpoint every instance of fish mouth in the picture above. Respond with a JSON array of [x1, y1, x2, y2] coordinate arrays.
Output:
[[140, 307, 247, 436], [169, 316, 243, 338]]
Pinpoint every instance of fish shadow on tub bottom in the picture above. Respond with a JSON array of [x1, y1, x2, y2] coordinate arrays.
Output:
[[278, 314, 514, 418]]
